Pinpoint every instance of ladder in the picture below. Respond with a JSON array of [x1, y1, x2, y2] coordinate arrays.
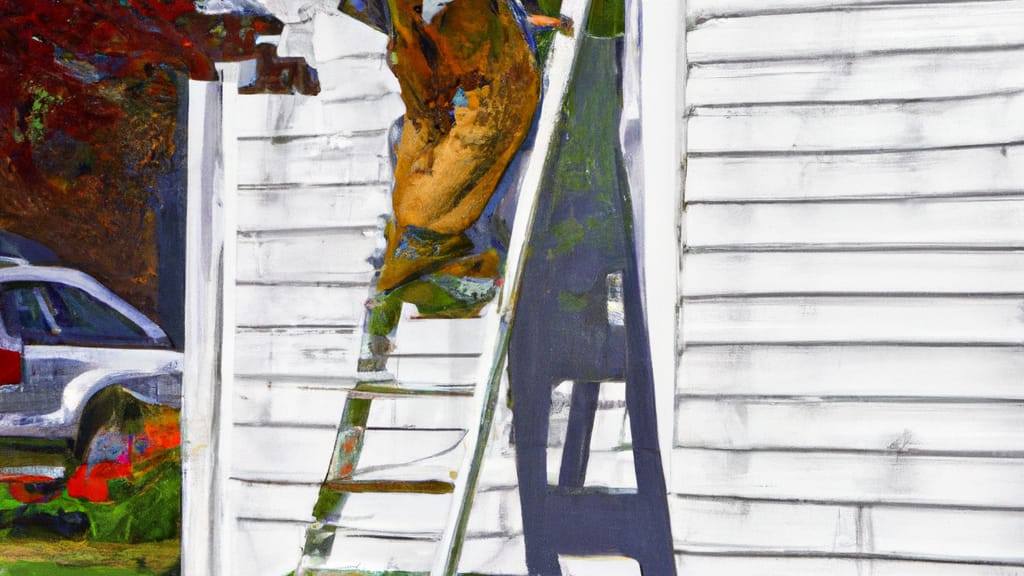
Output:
[[293, 0, 592, 573]]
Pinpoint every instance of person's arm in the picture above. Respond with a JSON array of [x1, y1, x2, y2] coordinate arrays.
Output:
[[338, 0, 391, 33]]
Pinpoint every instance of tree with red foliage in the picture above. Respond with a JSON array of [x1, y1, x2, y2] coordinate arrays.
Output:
[[0, 0, 289, 318]]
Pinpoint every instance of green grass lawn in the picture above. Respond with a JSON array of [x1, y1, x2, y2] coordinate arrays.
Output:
[[0, 539, 179, 574], [0, 438, 180, 575]]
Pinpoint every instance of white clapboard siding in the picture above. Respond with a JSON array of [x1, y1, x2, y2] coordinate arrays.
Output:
[[676, 555, 1024, 576], [237, 136, 391, 187], [677, 345, 1024, 400], [686, 199, 1024, 249], [224, 10, 428, 576], [688, 92, 1024, 153], [671, 449, 1024, 508], [675, 399, 1024, 453], [681, 296, 1024, 345], [392, 308, 488, 356], [231, 502, 527, 575], [315, 56, 400, 102], [672, 496, 1024, 564], [233, 519, 308, 576], [236, 228, 377, 284], [233, 380, 351, 427], [670, 497, 861, 554], [687, 1, 1024, 63], [686, 0, 1015, 19], [237, 185, 390, 232], [341, 428, 468, 483], [679, 0, 1024, 571], [311, 11, 390, 61], [231, 480, 322, 522], [235, 284, 368, 327], [320, 534, 528, 575], [682, 252, 1024, 296], [231, 482, 520, 535], [385, 354, 483, 387], [231, 424, 623, 492], [231, 425, 337, 483], [868, 506, 1024, 564], [685, 145, 1024, 203], [234, 327, 361, 379], [688, 48, 1024, 106], [233, 91, 404, 138]]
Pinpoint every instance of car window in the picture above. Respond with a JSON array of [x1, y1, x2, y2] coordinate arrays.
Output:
[[7, 286, 51, 336], [1, 282, 154, 347]]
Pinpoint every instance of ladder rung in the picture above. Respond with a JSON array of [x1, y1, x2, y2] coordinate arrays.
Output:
[[323, 479, 455, 494], [351, 379, 476, 398]]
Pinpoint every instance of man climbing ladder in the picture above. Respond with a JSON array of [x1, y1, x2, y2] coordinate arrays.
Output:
[[295, 0, 675, 574]]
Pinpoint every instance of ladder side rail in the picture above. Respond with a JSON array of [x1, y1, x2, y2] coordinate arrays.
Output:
[[430, 0, 595, 573]]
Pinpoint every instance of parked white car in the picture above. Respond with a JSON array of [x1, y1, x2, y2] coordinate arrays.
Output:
[[0, 257, 182, 449]]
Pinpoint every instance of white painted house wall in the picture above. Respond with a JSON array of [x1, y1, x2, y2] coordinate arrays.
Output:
[[184, 0, 1024, 574], [223, 12, 401, 575], [218, 9, 535, 575], [676, 0, 1024, 574]]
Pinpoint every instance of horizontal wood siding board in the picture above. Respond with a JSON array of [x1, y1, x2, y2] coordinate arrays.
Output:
[[671, 496, 859, 554], [680, 296, 1024, 345], [868, 506, 1024, 564], [676, 345, 1024, 400], [236, 135, 391, 187], [319, 533, 528, 574], [385, 355, 484, 387], [671, 496, 1024, 563], [230, 425, 336, 483], [687, 92, 1024, 153], [235, 284, 368, 328], [233, 88, 403, 138], [310, 11, 390, 61], [229, 480, 321, 523], [681, 252, 1024, 297], [675, 554, 1024, 576], [393, 310, 489, 355], [687, 48, 1024, 106], [234, 328, 360, 379], [231, 427, 613, 489], [229, 481, 522, 536], [674, 399, 1024, 453], [686, 0, 1012, 21], [232, 519, 307, 576], [314, 56, 400, 102], [671, 448, 1024, 508], [237, 185, 390, 232], [686, 1, 1024, 63], [234, 386, 476, 430], [684, 145, 1024, 203], [685, 199, 1024, 249], [236, 229, 377, 284], [229, 426, 468, 485], [233, 380, 350, 427]]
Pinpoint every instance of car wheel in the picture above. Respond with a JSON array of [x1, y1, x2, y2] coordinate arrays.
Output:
[[73, 386, 146, 463]]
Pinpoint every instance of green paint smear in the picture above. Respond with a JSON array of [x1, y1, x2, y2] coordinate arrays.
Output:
[[367, 294, 402, 336], [0, 561, 162, 575], [587, 0, 625, 37], [557, 290, 588, 312], [26, 88, 62, 144], [311, 486, 345, 522], [547, 217, 585, 259]]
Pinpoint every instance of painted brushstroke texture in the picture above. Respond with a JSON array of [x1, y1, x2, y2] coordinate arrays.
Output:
[[678, 0, 1024, 574]]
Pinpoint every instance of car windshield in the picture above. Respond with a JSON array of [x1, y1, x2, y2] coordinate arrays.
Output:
[[1, 282, 154, 347]]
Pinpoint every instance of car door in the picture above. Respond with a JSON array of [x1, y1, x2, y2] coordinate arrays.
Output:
[[0, 280, 178, 424]]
